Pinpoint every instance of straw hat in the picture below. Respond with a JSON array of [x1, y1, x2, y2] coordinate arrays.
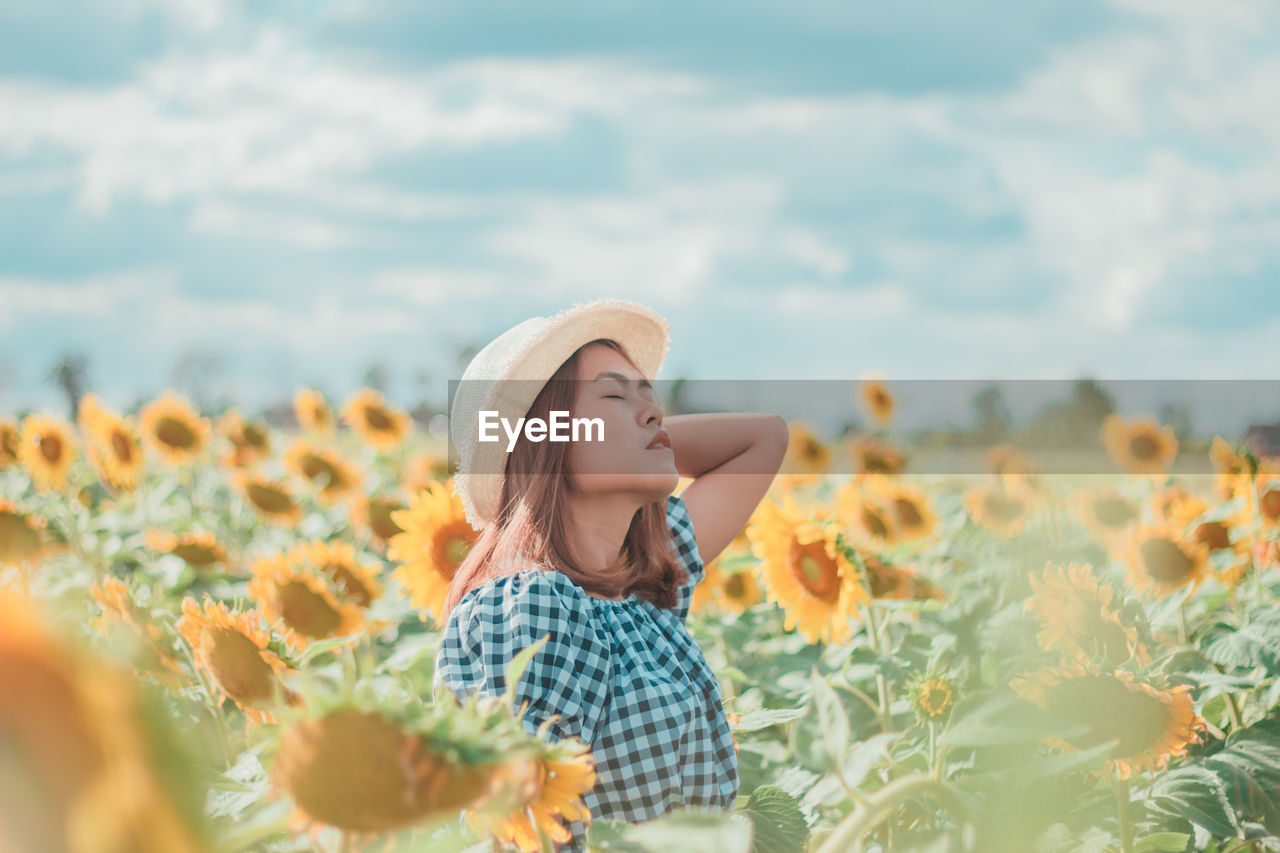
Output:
[[450, 298, 670, 530]]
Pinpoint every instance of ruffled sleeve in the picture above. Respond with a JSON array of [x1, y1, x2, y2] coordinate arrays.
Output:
[[433, 570, 611, 746], [667, 493, 707, 622]]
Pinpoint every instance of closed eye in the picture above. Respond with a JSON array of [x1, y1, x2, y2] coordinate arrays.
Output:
[[605, 394, 625, 399]]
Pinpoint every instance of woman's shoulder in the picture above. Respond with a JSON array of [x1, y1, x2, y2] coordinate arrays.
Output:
[[450, 565, 592, 627]]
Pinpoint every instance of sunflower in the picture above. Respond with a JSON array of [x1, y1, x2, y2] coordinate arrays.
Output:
[[780, 421, 832, 483], [293, 388, 335, 437], [89, 575, 186, 691], [1026, 563, 1150, 667], [1010, 663, 1207, 780], [963, 484, 1035, 538], [403, 452, 454, 493], [1257, 471, 1280, 530], [282, 438, 362, 504], [145, 530, 231, 572], [341, 387, 413, 452], [232, 471, 303, 525], [177, 597, 297, 724], [0, 417, 20, 469], [692, 554, 763, 616], [1122, 523, 1211, 598], [18, 412, 78, 492], [389, 479, 480, 624], [1147, 484, 1197, 524], [347, 492, 407, 548], [746, 495, 868, 645], [467, 745, 596, 853], [83, 408, 146, 493], [216, 408, 271, 468], [873, 479, 937, 542], [138, 391, 210, 466], [1209, 436, 1257, 502], [1101, 414, 1178, 475], [76, 391, 111, 436], [1075, 489, 1140, 555], [274, 707, 522, 836], [861, 553, 945, 602], [248, 552, 367, 653], [835, 481, 899, 550], [0, 498, 48, 569], [289, 539, 383, 609], [860, 379, 895, 426], [0, 590, 210, 853], [906, 671, 957, 722], [849, 435, 907, 477]]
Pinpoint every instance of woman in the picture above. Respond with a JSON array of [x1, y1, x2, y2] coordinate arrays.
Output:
[[434, 299, 788, 851]]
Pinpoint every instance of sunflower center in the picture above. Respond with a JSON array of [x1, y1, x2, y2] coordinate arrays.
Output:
[[863, 451, 890, 473], [1194, 521, 1231, 552], [248, 483, 293, 513], [322, 562, 374, 608], [300, 454, 337, 487], [37, 434, 62, 464], [788, 539, 841, 602], [1129, 434, 1159, 460], [155, 416, 196, 450], [1065, 600, 1133, 664], [1094, 497, 1137, 528], [199, 626, 278, 705], [243, 424, 267, 449], [0, 512, 44, 564], [724, 573, 746, 599], [1261, 488, 1280, 521], [893, 498, 923, 528], [364, 405, 394, 431], [917, 680, 952, 716], [1045, 673, 1176, 759], [0, 649, 107, 812], [863, 507, 890, 539], [438, 535, 473, 578], [370, 501, 404, 541], [1138, 538, 1194, 582], [276, 580, 342, 638], [171, 542, 221, 567], [109, 430, 134, 462]]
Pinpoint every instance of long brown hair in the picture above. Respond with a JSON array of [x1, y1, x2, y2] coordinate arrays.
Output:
[[443, 339, 688, 617]]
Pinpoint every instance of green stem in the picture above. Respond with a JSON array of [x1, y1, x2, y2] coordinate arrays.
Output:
[[815, 774, 967, 853], [864, 602, 894, 733], [1116, 775, 1133, 853], [1177, 599, 1189, 646]]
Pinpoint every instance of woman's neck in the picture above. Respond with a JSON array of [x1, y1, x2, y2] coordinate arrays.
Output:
[[561, 492, 640, 596]]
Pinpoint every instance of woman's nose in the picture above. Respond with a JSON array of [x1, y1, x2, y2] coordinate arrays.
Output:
[[639, 396, 663, 426]]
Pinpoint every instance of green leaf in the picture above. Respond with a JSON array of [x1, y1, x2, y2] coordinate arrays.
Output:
[[730, 708, 806, 733], [737, 786, 809, 853], [789, 669, 851, 775], [1133, 832, 1191, 852], [1146, 765, 1240, 839], [1201, 613, 1280, 674], [1201, 718, 1280, 833]]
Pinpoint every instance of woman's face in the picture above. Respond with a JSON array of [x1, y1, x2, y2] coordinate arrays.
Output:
[[566, 343, 678, 504]]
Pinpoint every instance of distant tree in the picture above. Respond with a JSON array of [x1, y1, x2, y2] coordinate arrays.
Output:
[[363, 362, 390, 395], [46, 351, 91, 422], [1159, 401, 1194, 443], [971, 385, 1012, 446], [1017, 377, 1116, 449]]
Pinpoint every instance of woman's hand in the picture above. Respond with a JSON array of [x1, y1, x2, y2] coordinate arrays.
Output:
[[662, 413, 789, 566]]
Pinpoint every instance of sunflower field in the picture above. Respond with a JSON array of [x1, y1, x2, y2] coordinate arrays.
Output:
[[4, 384, 1280, 853]]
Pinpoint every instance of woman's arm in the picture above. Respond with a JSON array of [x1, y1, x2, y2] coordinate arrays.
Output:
[[662, 413, 789, 566]]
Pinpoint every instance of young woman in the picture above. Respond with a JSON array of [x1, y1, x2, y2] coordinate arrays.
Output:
[[435, 299, 788, 851]]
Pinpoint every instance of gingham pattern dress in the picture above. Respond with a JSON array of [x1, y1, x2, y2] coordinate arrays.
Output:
[[433, 493, 740, 851]]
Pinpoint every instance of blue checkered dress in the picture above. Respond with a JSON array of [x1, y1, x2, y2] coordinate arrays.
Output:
[[433, 493, 740, 851]]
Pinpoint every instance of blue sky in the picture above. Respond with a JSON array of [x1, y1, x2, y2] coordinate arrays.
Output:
[[2, 0, 1279, 432]]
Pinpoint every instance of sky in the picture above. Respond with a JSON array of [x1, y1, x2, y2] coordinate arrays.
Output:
[[2, 0, 1279, 434]]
